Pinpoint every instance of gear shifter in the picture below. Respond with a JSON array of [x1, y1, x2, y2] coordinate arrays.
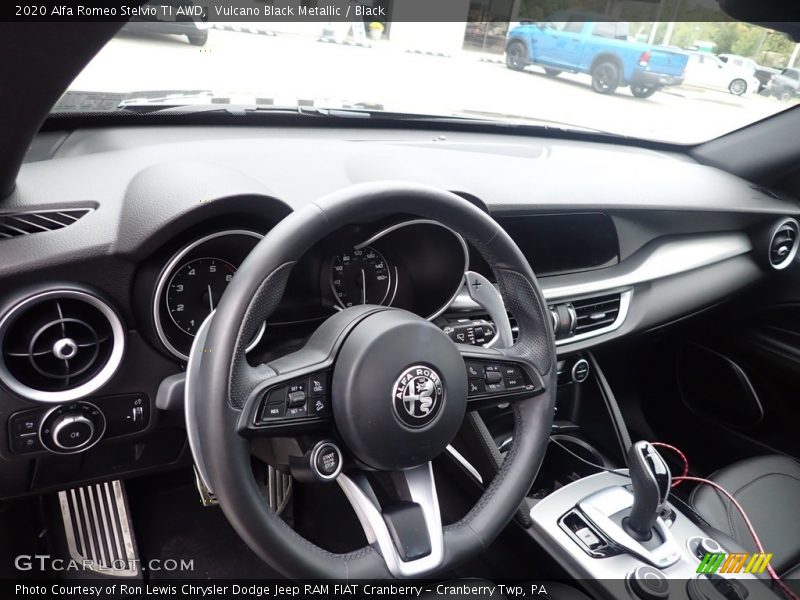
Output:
[[625, 441, 671, 541]]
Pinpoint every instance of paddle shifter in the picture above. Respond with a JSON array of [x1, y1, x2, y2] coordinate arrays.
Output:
[[625, 441, 672, 540]]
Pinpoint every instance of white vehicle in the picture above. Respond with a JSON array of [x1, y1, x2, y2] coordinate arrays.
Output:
[[682, 51, 761, 95]]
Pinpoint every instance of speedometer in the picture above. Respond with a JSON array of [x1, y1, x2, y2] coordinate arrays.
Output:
[[330, 246, 392, 308]]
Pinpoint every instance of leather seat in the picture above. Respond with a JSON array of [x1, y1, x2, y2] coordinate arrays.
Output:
[[690, 455, 800, 579]]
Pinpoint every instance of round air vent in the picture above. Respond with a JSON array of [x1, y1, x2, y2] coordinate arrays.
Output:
[[769, 218, 800, 270], [0, 289, 124, 402]]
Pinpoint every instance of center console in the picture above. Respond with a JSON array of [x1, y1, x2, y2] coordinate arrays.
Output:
[[453, 352, 781, 600]]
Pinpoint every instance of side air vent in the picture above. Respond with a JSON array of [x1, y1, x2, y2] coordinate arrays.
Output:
[[0, 209, 91, 239], [768, 218, 799, 270], [572, 294, 623, 335], [0, 289, 124, 402]]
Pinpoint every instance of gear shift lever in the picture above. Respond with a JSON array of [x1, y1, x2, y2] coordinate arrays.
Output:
[[625, 441, 671, 541]]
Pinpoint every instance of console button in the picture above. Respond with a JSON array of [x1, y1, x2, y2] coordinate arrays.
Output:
[[468, 379, 486, 395], [12, 434, 42, 454], [52, 415, 95, 450], [575, 527, 603, 550], [12, 415, 39, 435], [629, 565, 669, 600]]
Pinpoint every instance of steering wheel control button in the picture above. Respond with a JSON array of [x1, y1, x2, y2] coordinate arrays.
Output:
[[287, 390, 306, 408], [39, 401, 106, 455], [261, 402, 286, 421], [629, 566, 670, 600], [309, 395, 330, 417], [468, 379, 486, 395], [466, 362, 484, 378], [392, 365, 444, 429], [309, 375, 327, 397], [464, 360, 542, 401]]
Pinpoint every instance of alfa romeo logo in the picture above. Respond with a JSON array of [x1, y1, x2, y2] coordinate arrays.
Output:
[[392, 365, 444, 428]]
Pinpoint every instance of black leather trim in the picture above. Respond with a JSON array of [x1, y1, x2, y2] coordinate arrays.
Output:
[[690, 454, 800, 574]]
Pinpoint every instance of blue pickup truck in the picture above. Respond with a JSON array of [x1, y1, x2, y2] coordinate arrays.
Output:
[[505, 15, 688, 98]]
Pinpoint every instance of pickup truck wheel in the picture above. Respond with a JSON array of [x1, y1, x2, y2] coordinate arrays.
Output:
[[728, 78, 747, 96], [631, 84, 657, 99], [506, 42, 527, 71], [591, 61, 620, 94], [778, 89, 793, 102], [544, 68, 561, 77]]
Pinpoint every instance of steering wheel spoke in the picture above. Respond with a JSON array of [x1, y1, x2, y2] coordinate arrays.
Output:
[[337, 463, 444, 578], [458, 343, 546, 407]]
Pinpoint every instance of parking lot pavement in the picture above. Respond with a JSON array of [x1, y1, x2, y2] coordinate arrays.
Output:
[[68, 28, 787, 143]]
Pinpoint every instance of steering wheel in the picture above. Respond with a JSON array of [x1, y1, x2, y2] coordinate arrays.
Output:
[[188, 182, 556, 578]]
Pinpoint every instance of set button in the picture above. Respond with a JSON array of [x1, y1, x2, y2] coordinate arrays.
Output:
[[259, 373, 331, 424]]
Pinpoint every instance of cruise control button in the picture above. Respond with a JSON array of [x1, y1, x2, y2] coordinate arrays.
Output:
[[261, 402, 286, 421], [266, 387, 287, 406], [468, 379, 486, 395], [287, 404, 308, 419], [287, 390, 306, 408], [288, 380, 307, 395], [309, 376, 327, 397]]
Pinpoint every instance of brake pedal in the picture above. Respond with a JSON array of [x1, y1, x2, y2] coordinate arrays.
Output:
[[58, 480, 139, 577], [194, 464, 291, 513]]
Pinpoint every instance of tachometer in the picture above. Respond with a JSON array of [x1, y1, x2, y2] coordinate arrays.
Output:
[[166, 257, 236, 335], [330, 246, 392, 308]]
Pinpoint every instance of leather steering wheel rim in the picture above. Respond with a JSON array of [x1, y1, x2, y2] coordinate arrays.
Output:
[[191, 181, 557, 578]]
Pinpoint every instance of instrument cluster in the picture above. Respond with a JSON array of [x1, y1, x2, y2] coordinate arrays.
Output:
[[151, 220, 469, 361]]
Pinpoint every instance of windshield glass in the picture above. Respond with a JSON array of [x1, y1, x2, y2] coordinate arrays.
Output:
[[61, 4, 800, 144]]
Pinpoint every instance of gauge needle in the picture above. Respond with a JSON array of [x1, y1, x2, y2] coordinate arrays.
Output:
[[361, 268, 366, 304], [207, 284, 214, 312]]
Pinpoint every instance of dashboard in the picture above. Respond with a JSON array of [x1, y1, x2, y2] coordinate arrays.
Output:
[[0, 124, 799, 499]]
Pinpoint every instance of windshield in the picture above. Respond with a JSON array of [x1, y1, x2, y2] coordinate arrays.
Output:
[[61, 6, 800, 144]]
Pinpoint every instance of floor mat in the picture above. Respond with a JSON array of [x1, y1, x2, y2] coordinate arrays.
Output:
[[126, 470, 280, 579]]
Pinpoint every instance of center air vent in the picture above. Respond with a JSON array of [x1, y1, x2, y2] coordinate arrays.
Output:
[[768, 218, 799, 270], [572, 294, 623, 335], [0, 289, 124, 402], [0, 209, 91, 240]]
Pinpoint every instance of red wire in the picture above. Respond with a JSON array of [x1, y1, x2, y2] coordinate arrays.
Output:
[[652, 442, 798, 600], [673, 475, 799, 600], [651, 442, 689, 487]]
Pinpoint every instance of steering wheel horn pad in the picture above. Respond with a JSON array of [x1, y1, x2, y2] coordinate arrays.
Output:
[[333, 308, 468, 471]]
